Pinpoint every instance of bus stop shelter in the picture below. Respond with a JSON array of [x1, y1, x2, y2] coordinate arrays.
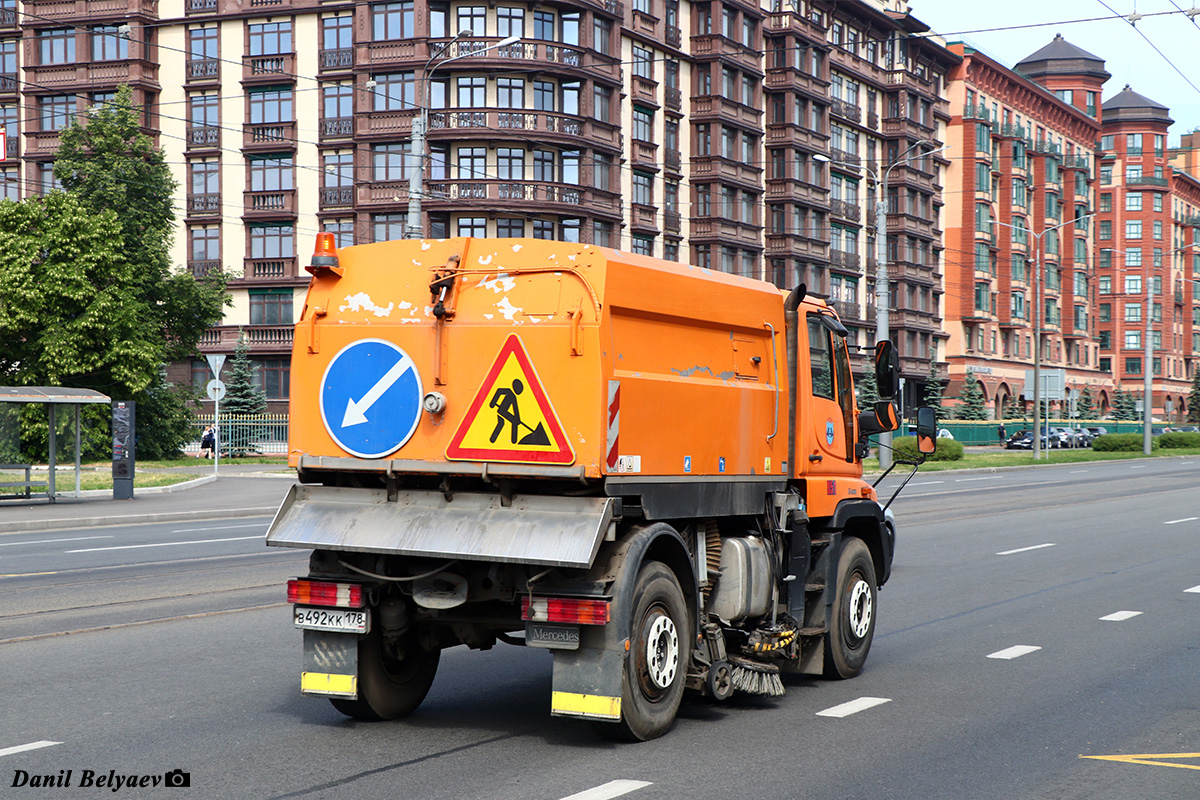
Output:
[[0, 386, 112, 503]]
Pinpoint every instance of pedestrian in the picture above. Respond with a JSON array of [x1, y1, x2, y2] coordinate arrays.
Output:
[[997, 423, 1006, 445], [200, 425, 215, 458]]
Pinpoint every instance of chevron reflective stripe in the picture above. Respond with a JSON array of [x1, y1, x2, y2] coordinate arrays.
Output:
[[606, 380, 620, 470]]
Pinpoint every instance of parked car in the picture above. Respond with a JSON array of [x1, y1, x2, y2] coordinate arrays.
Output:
[[1063, 427, 1093, 447], [1086, 426, 1108, 438], [1005, 429, 1031, 449], [937, 428, 954, 439]]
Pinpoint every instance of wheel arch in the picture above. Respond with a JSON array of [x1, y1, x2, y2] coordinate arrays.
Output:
[[829, 499, 891, 587], [608, 522, 698, 643]]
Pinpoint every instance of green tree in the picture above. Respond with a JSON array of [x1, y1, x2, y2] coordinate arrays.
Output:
[[222, 333, 268, 416], [955, 371, 988, 420], [1188, 370, 1200, 424], [922, 361, 946, 421], [1002, 395, 1021, 422], [856, 366, 880, 411], [1112, 389, 1139, 421], [1076, 386, 1097, 420]]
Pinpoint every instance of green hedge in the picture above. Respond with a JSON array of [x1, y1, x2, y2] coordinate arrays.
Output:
[[892, 435, 964, 461], [1092, 433, 1159, 452], [1159, 432, 1200, 449]]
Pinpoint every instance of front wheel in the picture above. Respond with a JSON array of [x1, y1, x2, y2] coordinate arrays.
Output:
[[330, 623, 440, 721], [823, 537, 877, 679], [611, 561, 691, 741]]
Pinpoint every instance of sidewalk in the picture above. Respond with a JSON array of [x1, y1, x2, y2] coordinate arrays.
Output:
[[0, 464, 296, 534]]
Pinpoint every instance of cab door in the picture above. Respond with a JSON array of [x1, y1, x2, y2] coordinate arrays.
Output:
[[803, 312, 858, 479]]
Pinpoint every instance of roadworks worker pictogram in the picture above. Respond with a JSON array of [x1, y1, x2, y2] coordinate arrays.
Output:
[[446, 334, 575, 464]]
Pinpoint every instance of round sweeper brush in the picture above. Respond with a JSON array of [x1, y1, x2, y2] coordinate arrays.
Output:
[[728, 655, 785, 697]]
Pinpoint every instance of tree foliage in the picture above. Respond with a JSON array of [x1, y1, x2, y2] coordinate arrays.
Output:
[[855, 366, 880, 411], [922, 361, 946, 421], [1188, 369, 1200, 424], [955, 371, 989, 420], [1076, 386, 1096, 419], [222, 333, 268, 416], [1112, 389, 1139, 421], [0, 86, 225, 460]]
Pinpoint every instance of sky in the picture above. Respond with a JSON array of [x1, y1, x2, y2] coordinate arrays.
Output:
[[911, 0, 1200, 142]]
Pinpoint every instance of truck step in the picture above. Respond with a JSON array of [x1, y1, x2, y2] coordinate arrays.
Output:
[[805, 582, 826, 592], [798, 626, 827, 637]]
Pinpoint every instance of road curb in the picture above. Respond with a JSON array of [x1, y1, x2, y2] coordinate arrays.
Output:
[[0, 505, 284, 535]]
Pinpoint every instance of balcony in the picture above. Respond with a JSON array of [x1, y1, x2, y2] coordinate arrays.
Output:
[[830, 199, 860, 222], [241, 257, 299, 282], [831, 98, 861, 124], [690, 155, 762, 188], [765, 124, 826, 151], [690, 34, 762, 75], [1127, 175, 1169, 188], [198, 325, 295, 353], [764, 233, 827, 260], [242, 189, 297, 219], [243, 121, 296, 151], [829, 250, 860, 270], [664, 148, 681, 173], [319, 48, 354, 74], [630, 203, 658, 233], [23, 0, 158, 20], [690, 95, 762, 127], [882, 116, 933, 139], [829, 148, 860, 168], [355, 179, 622, 218], [666, 25, 682, 49], [423, 109, 620, 150], [186, 193, 220, 217], [631, 139, 659, 171], [830, 300, 861, 321], [5, 136, 16, 160], [188, 260, 222, 279], [690, 217, 763, 246], [0, 73, 17, 98], [764, 9, 827, 39], [319, 186, 354, 210], [185, 59, 219, 84], [320, 117, 354, 141], [242, 53, 296, 84], [663, 210, 681, 235], [186, 0, 216, 12], [665, 87, 681, 111], [26, 59, 158, 93], [186, 125, 220, 152], [25, 129, 61, 156], [632, 76, 659, 108]]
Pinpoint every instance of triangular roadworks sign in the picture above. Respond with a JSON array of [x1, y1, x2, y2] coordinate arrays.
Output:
[[446, 334, 575, 465]]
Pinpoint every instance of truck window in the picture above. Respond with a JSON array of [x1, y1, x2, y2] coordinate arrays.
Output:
[[833, 334, 855, 461], [807, 317, 834, 399]]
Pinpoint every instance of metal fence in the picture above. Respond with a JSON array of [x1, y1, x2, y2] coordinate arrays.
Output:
[[192, 413, 289, 456], [920, 419, 1152, 445]]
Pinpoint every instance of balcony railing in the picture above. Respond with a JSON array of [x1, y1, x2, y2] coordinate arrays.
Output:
[[188, 260, 222, 278], [243, 257, 298, 280], [1128, 175, 1168, 187], [186, 59, 219, 81], [187, 126, 220, 148], [319, 186, 354, 208], [320, 117, 353, 139], [319, 48, 353, 71], [187, 193, 220, 216]]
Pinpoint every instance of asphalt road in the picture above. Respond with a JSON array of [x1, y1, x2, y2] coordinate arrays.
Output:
[[2, 459, 1199, 799]]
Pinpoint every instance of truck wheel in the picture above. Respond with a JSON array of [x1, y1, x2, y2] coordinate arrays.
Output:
[[330, 625, 440, 721], [823, 537, 877, 679], [612, 561, 691, 741]]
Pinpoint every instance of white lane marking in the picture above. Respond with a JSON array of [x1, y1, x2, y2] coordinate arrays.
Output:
[[1130, 465, 1146, 470], [1165, 517, 1198, 525], [171, 523, 267, 534], [558, 780, 653, 800], [0, 536, 113, 548], [1183, 462, 1196, 465], [1185, 585, 1200, 594], [988, 645, 1041, 660], [911, 480, 945, 486], [1070, 470, 1089, 473], [0, 741, 61, 758], [1100, 611, 1143, 621], [996, 543, 1056, 556], [65, 536, 262, 553], [816, 697, 892, 718], [955, 476, 1002, 482]]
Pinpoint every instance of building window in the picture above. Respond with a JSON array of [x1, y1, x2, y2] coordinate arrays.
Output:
[[459, 6, 488, 37], [39, 95, 73, 132], [322, 218, 355, 248], [1126, 220, 1142, 240], [249, 289, 294, 325], [372, 2, 414, 41], [372, 143, 410, 181], [457, 76, 486, 108], [254, 359, 290, 400], [374, 72, 416, 110], [190, 224, 220, 264], [456, 146, 486, 179], [321, 14, 353, 51], [92, 25, 129, 61], [0, 167, 17, 201], [632, 172, 652, 206], [497, 147, 525, 180], [1125, 357, 1142, 374], [248, 88, 293, 124], [371, 213, 406, 241], [248, 156, 294, 191], [249, 224, 295, 259], [632, 108, 653, 142], [633, 44, 653, 80], [248, 22, 292, 56], [498, 7, 525, 38], [189, 158, 219, 198], [458, 216, 487, 236], [497, 217, 524, 237], [631, 234, 653, 255], [39, 29, 75, 65]]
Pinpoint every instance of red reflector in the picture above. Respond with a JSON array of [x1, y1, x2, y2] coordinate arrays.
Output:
[[521, 596, 610, 625], [287, 579, 364, 608]]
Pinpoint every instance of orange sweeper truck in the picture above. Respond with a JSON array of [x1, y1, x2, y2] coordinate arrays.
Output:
[[267, 234, 935, 740]]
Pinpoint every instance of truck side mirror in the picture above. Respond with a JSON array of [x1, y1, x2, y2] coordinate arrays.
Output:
[[858, 401, 899, 436], [874, 340, 900, 399], [915, 406, 937, 454]]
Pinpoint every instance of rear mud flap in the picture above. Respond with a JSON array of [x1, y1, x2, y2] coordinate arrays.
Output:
[[550, 626, 625, 722], [302, 629, 359, 698]]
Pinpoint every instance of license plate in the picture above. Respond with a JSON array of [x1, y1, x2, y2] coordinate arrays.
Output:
[[294, 606, 369, 634]]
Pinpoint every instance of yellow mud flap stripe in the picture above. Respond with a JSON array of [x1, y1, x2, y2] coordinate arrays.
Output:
[[551, 691, 622, 720], [301, 672, 357, 698]]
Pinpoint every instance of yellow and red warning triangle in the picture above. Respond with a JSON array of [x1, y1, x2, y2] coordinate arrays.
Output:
[[446, 334, 575, 464]]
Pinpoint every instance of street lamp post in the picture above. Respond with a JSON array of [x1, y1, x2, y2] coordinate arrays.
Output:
[[991, 210, 1095, 460], [816, 139, 946, 472], [405, 32, 520, 239]]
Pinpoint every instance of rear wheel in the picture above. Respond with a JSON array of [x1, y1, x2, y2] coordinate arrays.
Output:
[[611, 561, 690, 741], [330, 623, 440, 721], [823, 537, 877, 679]]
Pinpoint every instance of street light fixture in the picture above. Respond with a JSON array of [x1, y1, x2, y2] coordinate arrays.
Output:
[[405, 32, 521, 239], [816, 139, 949, 471]]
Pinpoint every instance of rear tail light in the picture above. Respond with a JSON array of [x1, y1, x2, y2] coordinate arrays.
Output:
[[521, 596, 610, 625], [287, 579, 364, 609]]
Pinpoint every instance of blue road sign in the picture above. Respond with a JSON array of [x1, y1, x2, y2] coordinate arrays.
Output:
[[320, 339, 423, 459]]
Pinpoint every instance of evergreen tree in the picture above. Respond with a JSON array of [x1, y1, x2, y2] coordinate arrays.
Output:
[[222, 333, 268, 416], [1077, 386, 1096, 420], [1188, 370, 1200, 424], [1112, 389, 1138, 421], [856, 367, 880, 411], [956, 371, 988, 420], [922, 361, 945, 421], [1002, 395, 1021, 422]]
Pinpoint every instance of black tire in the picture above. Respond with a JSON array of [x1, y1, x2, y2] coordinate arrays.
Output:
[[823, 537, 877, 679], [611, 561, 691, 741], [330, 623, 440, 721]]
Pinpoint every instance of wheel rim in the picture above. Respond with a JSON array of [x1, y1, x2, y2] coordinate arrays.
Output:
[[846, 575, 873, 641], [642, 608, 679, 693]]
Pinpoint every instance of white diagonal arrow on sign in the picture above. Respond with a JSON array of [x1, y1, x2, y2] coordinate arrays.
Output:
[[342, 355, 414, 427]]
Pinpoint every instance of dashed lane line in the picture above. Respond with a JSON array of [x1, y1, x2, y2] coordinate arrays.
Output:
[[1164, 517, 1198, 525], [1184, 585, 1200, 594], [1100, 611, 1143, 621], [816, 697, 892, 718], [0, 536, 112, 548], [558, 780, 653, 800], [0, 741, 61, 758], [996, 543, 1056, 556], [171, 523, 268, 534], [988, 645, 1042, 660], [65, 536, 262, 553]]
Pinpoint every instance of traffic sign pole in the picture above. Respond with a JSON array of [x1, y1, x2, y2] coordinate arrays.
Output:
[[207, 355, 225, 477]]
